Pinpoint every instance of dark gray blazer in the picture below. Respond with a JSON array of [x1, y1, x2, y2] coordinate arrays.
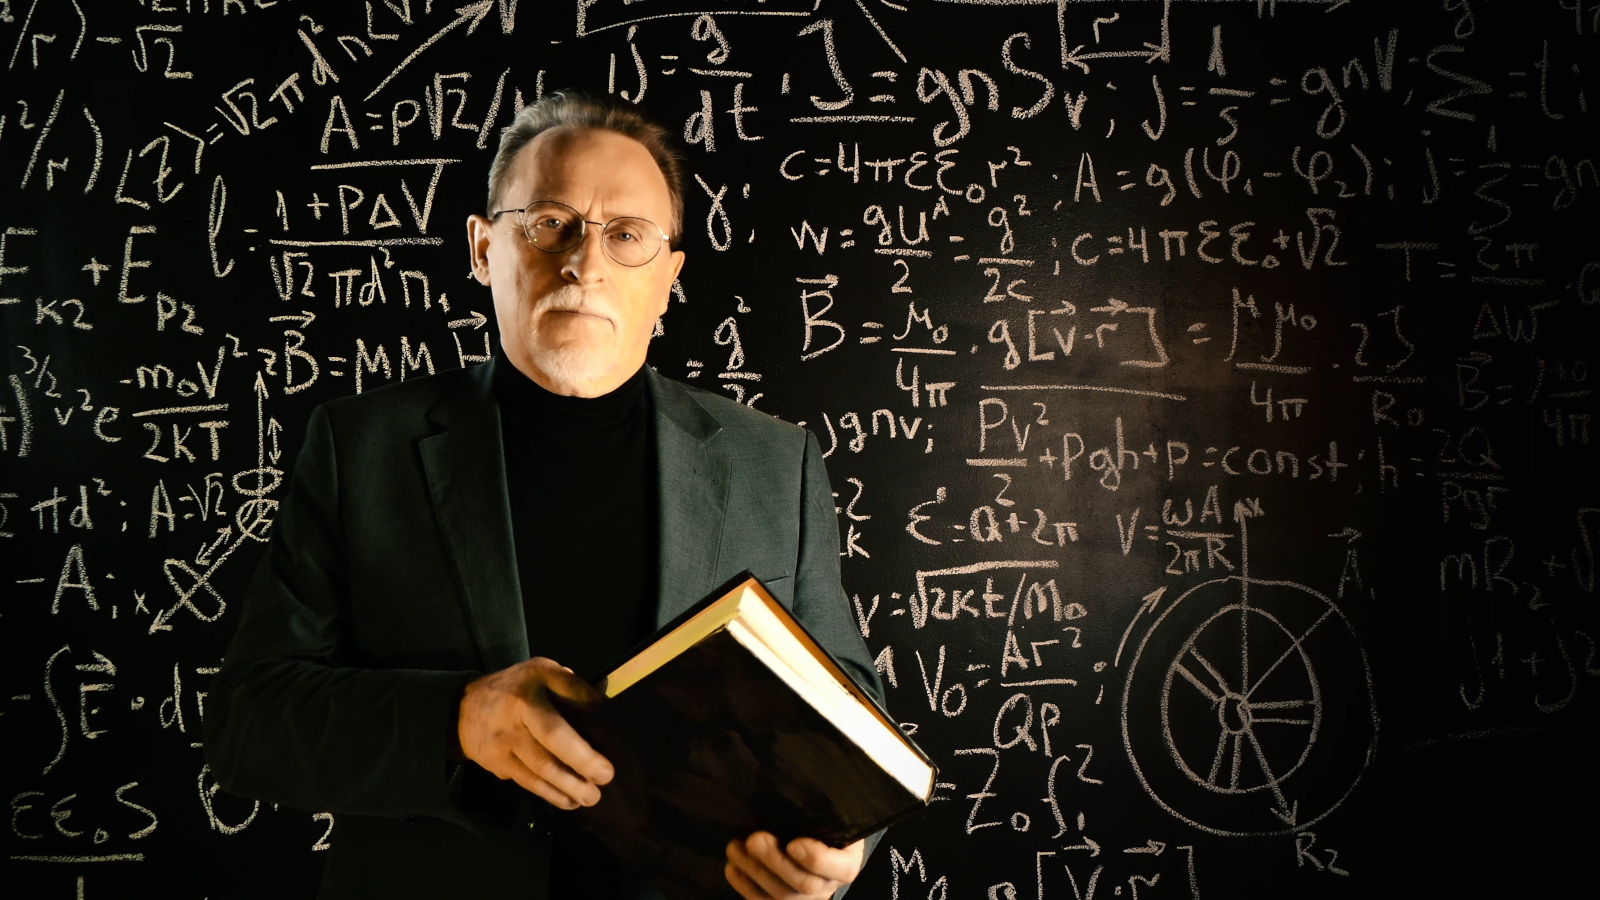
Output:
[[203, 357, 885, 900]]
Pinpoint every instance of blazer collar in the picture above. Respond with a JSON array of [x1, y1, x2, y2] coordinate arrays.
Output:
[[644, 366, 730, 628], [417, 358, 528, 672], [417, 358, 732, 674]]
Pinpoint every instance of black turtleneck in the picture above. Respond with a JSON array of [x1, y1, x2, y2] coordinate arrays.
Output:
[[492, 350, 659, 899], [493, 350, 660, 676]]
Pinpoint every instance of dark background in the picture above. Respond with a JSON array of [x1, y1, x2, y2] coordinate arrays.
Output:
[[3, 1, 1596, 897]]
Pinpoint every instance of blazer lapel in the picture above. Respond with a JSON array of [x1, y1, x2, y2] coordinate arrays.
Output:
[[647, 367, 730, 627], [417, 358, 530, 673]]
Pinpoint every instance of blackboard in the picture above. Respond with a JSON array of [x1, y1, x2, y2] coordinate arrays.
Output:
[[4, 1, 1597, 897]]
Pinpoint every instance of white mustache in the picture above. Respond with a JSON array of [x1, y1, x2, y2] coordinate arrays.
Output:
[[536, 289, 614, 324]]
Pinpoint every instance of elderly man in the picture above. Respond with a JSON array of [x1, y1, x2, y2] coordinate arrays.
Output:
[[204, 92, 883, 900]]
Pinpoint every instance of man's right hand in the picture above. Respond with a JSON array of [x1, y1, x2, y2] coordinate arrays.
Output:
[[453, 657, 614, 809]]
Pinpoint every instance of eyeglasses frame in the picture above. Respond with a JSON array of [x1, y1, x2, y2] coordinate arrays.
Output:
[[488, 199, 671, 268]]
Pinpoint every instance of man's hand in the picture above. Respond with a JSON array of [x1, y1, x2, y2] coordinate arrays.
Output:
[[453, 656, 613, 809], [725, 832, 865, 900]]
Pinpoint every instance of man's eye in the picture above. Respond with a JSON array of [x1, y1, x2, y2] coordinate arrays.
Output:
[[537, 218, 568, 230], [612, 231, 637, 243]]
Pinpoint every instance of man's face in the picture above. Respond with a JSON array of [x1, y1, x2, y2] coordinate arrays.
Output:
[[467, 127, 685, 397]]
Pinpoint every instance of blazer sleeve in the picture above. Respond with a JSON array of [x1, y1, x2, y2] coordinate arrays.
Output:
[[202, 403, 481, 827], [789, 428, 891, 895], [791, 428, 885, 709]]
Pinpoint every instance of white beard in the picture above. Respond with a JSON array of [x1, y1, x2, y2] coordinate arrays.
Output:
[[527, 337, 620, 389], [521, 286, 629, 391]]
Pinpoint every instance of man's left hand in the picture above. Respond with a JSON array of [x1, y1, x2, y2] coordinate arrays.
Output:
[[725, 832, 865, 900]]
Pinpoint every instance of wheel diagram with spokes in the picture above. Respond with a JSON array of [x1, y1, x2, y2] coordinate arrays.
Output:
[[1121, 575, 1377, 837]]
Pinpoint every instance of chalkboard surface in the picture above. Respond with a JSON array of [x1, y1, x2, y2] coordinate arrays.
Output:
[[4, 1, 1596, 897]]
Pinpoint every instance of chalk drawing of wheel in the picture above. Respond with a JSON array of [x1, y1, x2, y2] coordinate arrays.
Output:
[[1121, 576, 1377, 837]]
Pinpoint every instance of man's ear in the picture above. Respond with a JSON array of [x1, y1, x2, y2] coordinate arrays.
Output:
[[652, 248, 684, 318], [659, 248, 686, 315], [467, 214, 494, 286]]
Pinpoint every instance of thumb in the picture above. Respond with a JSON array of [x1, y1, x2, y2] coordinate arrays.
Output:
[[546, 665, 606, 707]]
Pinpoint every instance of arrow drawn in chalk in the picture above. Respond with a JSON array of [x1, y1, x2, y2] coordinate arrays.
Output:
[[446, 310, 488, 329], [1271, 798, 1299, 828], [268, 310, 316, 328], [364, 2, 495, 101], [1115, 586, 1167, 667]]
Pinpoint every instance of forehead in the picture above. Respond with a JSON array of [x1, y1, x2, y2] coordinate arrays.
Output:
[[505, 126, 670, 218]]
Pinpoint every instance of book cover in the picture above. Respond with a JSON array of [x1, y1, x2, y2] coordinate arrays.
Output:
[[567, 573, 933, 900]]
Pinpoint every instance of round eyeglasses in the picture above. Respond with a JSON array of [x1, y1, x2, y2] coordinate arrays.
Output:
[[489, 200, 669, 268]]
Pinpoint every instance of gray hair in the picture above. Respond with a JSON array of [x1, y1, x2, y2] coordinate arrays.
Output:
[[487, 90, 685, 244]]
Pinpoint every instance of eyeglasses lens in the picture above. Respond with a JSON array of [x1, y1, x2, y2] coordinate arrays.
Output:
[[518, 203, 662, 267]]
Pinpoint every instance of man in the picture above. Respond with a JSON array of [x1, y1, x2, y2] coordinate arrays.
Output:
[[204, 92, 883, 900]]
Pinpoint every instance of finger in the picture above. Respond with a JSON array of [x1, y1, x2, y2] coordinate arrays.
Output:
[[724, 856, 771, 900], [518, 775, 579, 811], [495, 751, 584, 810], [727, 840, 787, 900], [746, 833, 838, 897], [520, 703, 614, 785], [786, 836, 865, 885], [731, 834, 810, 900], [508, 733, 601, 807]]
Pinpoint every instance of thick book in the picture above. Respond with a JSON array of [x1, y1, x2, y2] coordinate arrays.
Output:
[[568, 572, 936, 900]]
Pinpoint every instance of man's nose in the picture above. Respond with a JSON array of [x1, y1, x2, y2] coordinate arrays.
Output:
[[560, 225, 608, 283]]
